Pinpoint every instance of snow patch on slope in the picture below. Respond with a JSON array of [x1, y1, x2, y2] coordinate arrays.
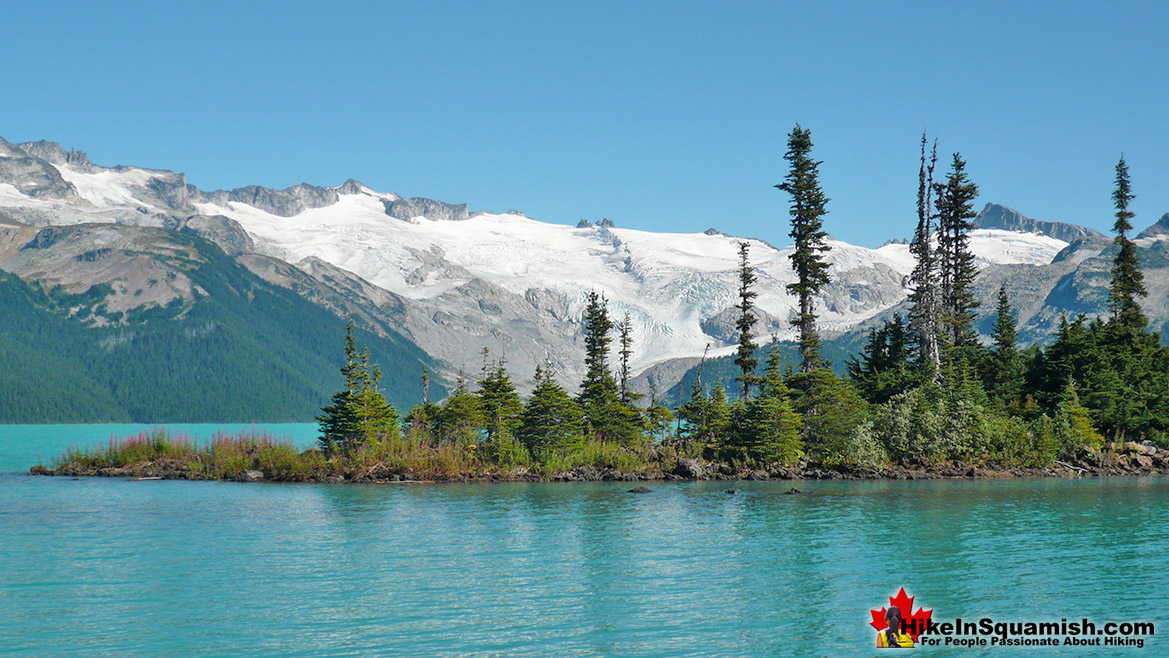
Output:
[[52, 164, 161, 208], [194, 186, 1073, 369], [873, 229, 1067, 272]]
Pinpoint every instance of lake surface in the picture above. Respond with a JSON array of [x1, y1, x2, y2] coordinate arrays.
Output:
[[1, 425, 1165, 656]]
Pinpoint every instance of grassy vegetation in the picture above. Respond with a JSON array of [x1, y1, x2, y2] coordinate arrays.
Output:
[[42, 428, 682, 482]]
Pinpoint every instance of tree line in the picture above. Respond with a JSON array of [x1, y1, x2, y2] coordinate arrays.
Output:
[[318, 127, 1168, 472]]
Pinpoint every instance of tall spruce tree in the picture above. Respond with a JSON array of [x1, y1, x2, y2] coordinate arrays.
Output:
[[577, 292, 643, 442], [645, 378, 674, 442], [908, 134, 941, 371], [517, 364, 583, 454], [676, 346, 711, 443], [1108, 156, 1147, 329], [579, 291, 617, 409], [733, 241, 759, 400], [317, 323, 399, 455], [847, 315, 915, 405], [934, 153, 981, 347], [987, 283, 1023, 407], [739, 342, 803, 464], [436, 369, 484, 445], [477, 355, 523, 442], [617, 312, 637, 403], [776, 124, 832, 372]]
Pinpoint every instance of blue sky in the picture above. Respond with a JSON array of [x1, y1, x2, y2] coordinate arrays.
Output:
[[3, 1, 1167, 247]]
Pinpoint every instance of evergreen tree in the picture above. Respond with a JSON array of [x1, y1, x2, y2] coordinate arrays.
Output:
[[578, 291, 617, 411], [934, 153, 981, 347], [477, 355, 523, 442], [676, 346, 711, 444], [317, 323, 399, 455], [352, 352, 400, 440], [616, 312, 642, 404], [847, 315, 916, 404], [733, 241, 759, 400], [776, 124, 832, 372], [577, 292, 644, 443], [436, 370, 484, 445], [1056, 378, 1104, 454], [705, 382, 732, 443], [908, 134, 942, 372], [517, 364, 584, 454], [788, 368, 869, 460], [644, 378, 674, 442], [738, 343, 803, 464], [1108, 155, 1147, 329], [986, 283, 1023, 407], [406, 400, 442, 436]]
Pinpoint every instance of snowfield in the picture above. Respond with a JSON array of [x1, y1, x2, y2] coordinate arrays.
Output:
[[0, 142, 1076, 375], [195, 186, 1069, 369]]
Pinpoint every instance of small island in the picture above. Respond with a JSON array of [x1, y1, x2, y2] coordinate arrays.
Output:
[[31, 131, 1169, 484]]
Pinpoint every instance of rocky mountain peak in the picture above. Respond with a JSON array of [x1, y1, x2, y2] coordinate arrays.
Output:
[[335, 179, 368, 195], [1136, 213, 1169, 240], [194, 182, 340, 218], [384, 197, 470, 222], [0, 136, 29, 158], [975, 203, 1103, 243], [17, 140, 94, 170]]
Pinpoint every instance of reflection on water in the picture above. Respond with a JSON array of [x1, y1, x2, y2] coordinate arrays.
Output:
[[1, 474, 1166, 656]]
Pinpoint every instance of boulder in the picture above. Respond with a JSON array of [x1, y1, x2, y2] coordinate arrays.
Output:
[[747, 469, 769, 481], [675, 457, 704, 479], [243, 470, 265, 482], [628, 486, 652, 494], [1125, 441, 1156, 456]]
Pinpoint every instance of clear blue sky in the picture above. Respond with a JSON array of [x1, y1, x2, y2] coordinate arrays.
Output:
[[4, 0, 1167, 247]]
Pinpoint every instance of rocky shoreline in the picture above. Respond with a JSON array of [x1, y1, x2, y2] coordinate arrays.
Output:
[[29, 442, 1169, 484]]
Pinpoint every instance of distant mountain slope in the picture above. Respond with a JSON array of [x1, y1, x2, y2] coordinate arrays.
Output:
[[3, 135, 1167, 409], [0, 220, 440, 423]]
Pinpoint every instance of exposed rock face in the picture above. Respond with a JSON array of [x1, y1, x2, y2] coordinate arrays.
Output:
[[384, 197, 469, 222], [675, 457, 704, 479], [1136, 213, 1169, 240], [0, 222, 205, 323], [194, 183, 339, 218], [0, 137, 79, 199], [17, 140, 97, 171], [975, 203, 1104, 242], [179, 215, 255, 257], [701, 306, 786, 342]]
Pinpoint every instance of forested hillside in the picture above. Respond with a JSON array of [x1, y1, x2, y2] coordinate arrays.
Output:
[[0, 230, 441, 423]]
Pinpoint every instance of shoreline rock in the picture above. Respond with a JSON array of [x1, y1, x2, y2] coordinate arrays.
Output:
[[30, 447, 1169, 485]]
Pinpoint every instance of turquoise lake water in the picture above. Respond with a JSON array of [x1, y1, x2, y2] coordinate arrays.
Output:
[[1, 425, 1165, 656]]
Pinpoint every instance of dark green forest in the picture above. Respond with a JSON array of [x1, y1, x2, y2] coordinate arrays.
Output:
[[0, 232, 440, 423]]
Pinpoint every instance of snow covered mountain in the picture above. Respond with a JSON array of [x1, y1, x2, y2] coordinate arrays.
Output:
[[0, 136, 1130, 392]]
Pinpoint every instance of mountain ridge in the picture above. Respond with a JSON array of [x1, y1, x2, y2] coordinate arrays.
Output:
[[3, 135, 1168, 420]]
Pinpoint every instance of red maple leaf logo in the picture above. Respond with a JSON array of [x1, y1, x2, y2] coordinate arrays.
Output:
[[870, 587, 933, 641]]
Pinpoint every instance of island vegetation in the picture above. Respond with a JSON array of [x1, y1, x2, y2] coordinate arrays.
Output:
[[35, 127, 1169, 483]]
